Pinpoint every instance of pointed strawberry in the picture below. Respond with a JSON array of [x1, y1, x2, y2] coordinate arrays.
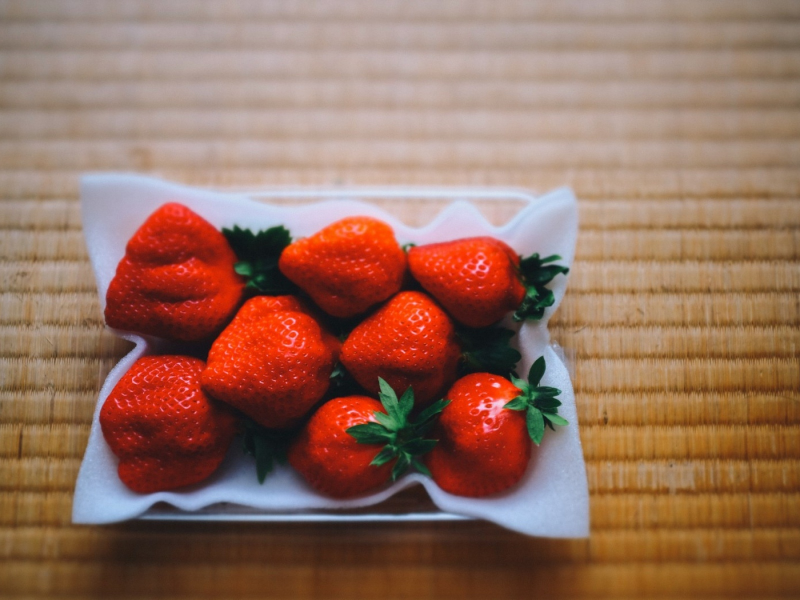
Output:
[[340, 291, 521, 408], [288, 380, 448, 498], [105, 203, 245, 341], [100, 355, 238, 494], [407, 237, 568, 328], [278, 216, 407, 318], [201, 295, 340, 429], [339, 291, 461, 407], [425, 356, 567, 497]]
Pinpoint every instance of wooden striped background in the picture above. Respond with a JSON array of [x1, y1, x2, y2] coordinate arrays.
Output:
[[1, 1, 799, 598]]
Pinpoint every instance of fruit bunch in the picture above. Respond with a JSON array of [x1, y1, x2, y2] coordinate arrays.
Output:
[[100, 203, 570, 499]]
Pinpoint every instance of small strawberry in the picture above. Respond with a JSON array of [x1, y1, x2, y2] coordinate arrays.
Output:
[[340, 291, 521, 408], [105, 202, 245, 341], [99, 355, 238, 494], [425, 357, 567, 497], [289, 396, 390, 498], [288, 379, 448, 498], [340, 291, 461, 407], [278, 216, 407, 318], [407, 237, 569, 328], [201, 295, 340, 429]]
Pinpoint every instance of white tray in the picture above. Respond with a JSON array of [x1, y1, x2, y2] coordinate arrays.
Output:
[[74, 176, 588, 537]]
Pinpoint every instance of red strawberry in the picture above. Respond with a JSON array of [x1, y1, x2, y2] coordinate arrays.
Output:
[[288, 396, 392, 498], [99, 355, 238, 494], [425, 357, 568, 497], [424, 373, 529, 497], [340, 291, 461, 407], [408, 237, 569, 328], [201, 295, 340, 429], [278, 216, 407, 318], [288, 380, 447, 498], [105, 203, 245, 341]]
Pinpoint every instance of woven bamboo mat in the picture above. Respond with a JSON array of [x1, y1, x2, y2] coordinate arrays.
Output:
[[1, 1, 799, 598]]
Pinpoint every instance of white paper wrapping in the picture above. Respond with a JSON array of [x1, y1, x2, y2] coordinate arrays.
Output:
[[73, 174, 589, 537]]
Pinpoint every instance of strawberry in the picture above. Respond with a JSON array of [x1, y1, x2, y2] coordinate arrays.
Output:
[[289, 395, 390, 498], [105, 202, 245, 341], [339, 291, 522, 408], [99, 355, 238, 494], [278, 216, 407, 318], [407, 237, 569, 328], [339, 291, 461, 407], [201, 295, 340, 429], [425, 357, 567, 497], [288, 379, 448, 498]]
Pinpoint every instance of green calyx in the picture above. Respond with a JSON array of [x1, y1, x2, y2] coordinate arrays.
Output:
[[513, 254, 570, 322], [503, 356, 568, 445], [222, 225, 298, 294], [346, 378, 450, 482], [241, 417, 292, 484], [328, 362, 363, 397], [457, 325, 521, 378]]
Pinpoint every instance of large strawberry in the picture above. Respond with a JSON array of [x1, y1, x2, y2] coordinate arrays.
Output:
[[201, 295, 339, 429], [278, 216, 407, 318], [105, 202, 245, 341], [99, 355, 238, 494], [407, 237, 569, 328], [339, 291, 461, 407], [339, 291, 521, 408], [288, 379, 447, 498], [425, 357, 567, 497]]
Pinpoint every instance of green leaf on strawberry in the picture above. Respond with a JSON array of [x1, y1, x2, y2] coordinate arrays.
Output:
[[457, 325, 522, 378], [328, 362, 365, 397], [347, 378, 450, 481], [504, 356, 568, 445], [222, 225, 298, 294], [526, 408, 545, 444], [513, 254, 569, 322], [241, 417, 293, 483]]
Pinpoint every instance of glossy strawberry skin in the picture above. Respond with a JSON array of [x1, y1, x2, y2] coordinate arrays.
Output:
[[99, 355, 238, 494], [201, 295, 340, 429], [105, 203, 245, 341], [278, 216, 407, 318], [288, 396, 393, 498], [340, 291, 460, 407], [408, 237, 526, 328], [425, 373, 531, 497]]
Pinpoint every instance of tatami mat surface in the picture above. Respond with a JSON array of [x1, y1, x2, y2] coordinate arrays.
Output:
[[0, 1, 798, 598]]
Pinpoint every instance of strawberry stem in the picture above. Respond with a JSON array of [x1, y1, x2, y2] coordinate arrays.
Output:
[[222, 225, 298, 295], [503, 356, 568, 445], [513, 254, 569, 322], [457, 325, 521, 378], [241, 417, 293, 483], [328, 362, 365, 397], [347, 378, 449, 481]]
